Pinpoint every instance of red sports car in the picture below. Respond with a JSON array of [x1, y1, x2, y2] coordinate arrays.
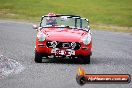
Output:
[[33, 13, 92, 64]]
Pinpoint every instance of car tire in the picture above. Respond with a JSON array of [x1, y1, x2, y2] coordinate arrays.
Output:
[[84, 55, 90, 64], [80, 55, 90, 64], [35, 51, 42, 63]]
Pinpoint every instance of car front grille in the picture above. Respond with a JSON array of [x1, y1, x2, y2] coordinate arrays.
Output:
[[46, 41, 80, 50]]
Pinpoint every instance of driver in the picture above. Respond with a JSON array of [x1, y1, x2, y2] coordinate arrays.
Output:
[[46, 13, 57, 26]]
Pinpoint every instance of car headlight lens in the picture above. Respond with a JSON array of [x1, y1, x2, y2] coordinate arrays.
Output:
[[82, 34, 91, 45], [37, 32, 46, 42]]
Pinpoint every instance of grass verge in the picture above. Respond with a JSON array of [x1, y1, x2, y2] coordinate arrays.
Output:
[[0, 0, 132, 32]]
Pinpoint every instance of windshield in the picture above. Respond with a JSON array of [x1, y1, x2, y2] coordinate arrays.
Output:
[[40, 15, 89, 30]]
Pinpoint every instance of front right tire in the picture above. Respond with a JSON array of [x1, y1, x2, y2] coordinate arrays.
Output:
[[35, 50, 51, 63], [35, 51, 42, 63]]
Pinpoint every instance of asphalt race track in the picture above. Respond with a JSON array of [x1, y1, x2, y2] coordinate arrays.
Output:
[[0, 20, 132, 88]]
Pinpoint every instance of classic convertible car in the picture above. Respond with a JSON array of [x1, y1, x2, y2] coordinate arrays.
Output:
[[33, 13, 92, 64]]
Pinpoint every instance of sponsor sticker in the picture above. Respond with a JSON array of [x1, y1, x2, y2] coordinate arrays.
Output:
[[51, 48, 75, 56], [76, 67, 131, 85]]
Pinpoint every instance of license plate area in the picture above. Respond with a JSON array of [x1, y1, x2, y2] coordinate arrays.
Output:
[[51, 48, 75, 56]]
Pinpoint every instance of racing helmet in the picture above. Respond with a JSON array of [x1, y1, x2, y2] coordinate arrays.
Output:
[[46, 13, 57, 25]]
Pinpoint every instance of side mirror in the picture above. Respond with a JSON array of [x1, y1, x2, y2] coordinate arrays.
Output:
[[33, 24, 38, 29]]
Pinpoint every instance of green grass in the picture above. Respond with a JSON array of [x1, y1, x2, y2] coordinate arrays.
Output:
[[0, 0, 132, 32]]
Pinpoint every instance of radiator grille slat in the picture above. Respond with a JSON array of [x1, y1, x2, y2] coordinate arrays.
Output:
[[46, 41, 80, 50]]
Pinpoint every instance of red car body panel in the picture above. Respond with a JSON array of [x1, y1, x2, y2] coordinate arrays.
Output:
[[35, 28, 92, 57]]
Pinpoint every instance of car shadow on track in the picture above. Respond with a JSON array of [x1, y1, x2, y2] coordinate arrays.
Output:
[[48, 59, 85, 64], [32, 56, 132, 65], [32, 58, 91, 65]]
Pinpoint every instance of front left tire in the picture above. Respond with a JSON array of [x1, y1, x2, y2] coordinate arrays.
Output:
[[83, 55, 90, 64], [79, 55, 91, 64]]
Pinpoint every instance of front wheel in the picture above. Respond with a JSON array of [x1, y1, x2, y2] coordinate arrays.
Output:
[[80, 55, 91, 64], [84, 55, 90, 64], [35, 51, 42, 63]]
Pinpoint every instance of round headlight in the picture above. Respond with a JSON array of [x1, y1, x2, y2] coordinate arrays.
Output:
[[37, 32, 46, 42], [82, 34, 91, 45]]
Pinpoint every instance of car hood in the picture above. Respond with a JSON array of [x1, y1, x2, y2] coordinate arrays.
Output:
[[41, 28, 88, 42]]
